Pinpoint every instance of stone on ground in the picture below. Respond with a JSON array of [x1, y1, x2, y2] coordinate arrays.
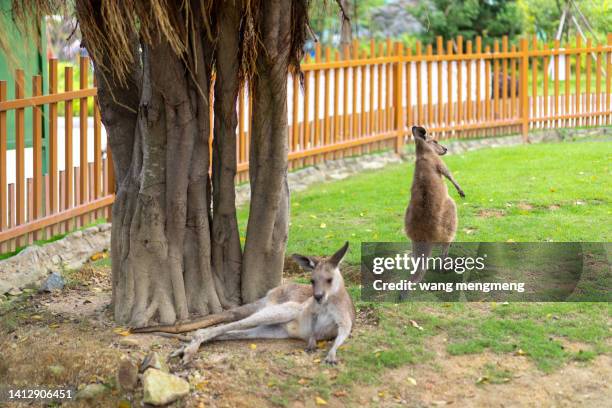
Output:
[[140, 351, 168, 372], [7, 287, 22, 296], [117, 359, 139, 391], [39, 272, 65, 292], [76, 383, 108, 400], [142, 368, 190, 406], [119, 337, 140, 348]]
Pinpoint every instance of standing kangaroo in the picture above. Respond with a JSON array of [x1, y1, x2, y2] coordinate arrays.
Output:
[[166, 242, 355, 364], [405, 126, 465, 282]]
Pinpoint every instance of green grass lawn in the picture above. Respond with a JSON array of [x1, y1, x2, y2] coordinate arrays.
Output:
[[239, 139, 611, 265], [2, 137, 609, 406], [234, 138, 611, 398]]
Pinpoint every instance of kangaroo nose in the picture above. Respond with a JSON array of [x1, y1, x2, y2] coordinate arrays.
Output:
[[314, 293, 324, 302]]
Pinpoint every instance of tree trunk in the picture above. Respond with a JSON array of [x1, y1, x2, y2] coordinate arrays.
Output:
[[106, 36, 226, 326], [339, 0, 353, 55], [241, 0, 293, 302], [76, 0, 306, 326], [211, 0, 243, 308]]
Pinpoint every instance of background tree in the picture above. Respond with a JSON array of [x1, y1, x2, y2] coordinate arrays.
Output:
[[409, 0, 524, 47], [518, 0, 612, 43], [308, 0, 386, 47], [6, 0, 309, 327], [338, 0, 353, 53]]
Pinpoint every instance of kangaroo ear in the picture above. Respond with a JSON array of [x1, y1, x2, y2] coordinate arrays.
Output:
[[329, 241, 349, 267], [292, 254, 318, 271], [411, 126, 427, 140]]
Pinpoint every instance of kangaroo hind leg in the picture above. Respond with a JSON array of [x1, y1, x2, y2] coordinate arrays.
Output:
[[440, 242, 452, 260], [132, 298, 266, 334], [216, 325, 289, 341], [176, 302, 303, 363], [411, 241, 433, 282]]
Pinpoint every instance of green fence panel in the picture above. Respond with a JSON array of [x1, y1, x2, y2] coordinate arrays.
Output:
[[0, 0, 49, 172]]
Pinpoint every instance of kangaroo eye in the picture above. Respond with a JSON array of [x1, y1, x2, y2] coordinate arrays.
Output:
[[327, 278, 333, 284], [310, 279, 315, 285]]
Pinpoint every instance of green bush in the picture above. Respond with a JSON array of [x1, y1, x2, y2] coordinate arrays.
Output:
[[56, 61, 95, 117]]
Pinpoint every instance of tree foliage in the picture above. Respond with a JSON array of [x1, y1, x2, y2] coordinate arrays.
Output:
[[308, 0, 385, 46], [518, 0, 612, 43], [409, 0, 524, 46]]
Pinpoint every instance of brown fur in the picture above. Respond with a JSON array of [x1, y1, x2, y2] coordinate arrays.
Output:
[[147, 243, 354, 365], [266, 283, 313, 305], [132, 283, 315, 335], [405, 126, 464, 244]]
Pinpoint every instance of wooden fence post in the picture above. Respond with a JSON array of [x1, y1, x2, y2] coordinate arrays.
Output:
[[15, 70, 25, 229], [32, 75, 43, 224], [394, 42, 404, 153], [520, 38, 530, 143], [49, 59, 58, 218]]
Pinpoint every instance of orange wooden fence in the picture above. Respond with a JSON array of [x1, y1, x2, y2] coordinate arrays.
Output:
[[1, 35, 611, 251], [0, 56, 114, 252]]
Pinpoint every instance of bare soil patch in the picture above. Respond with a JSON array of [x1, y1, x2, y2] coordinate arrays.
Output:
[[517, 202, 533, 210], [1, 267, 609, 407], [351, 336, 611, 408], [477, 209, 505, 218]]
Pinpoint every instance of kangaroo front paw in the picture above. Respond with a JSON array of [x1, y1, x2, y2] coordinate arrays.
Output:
[[180, 342, 201, 364], [459, 190, 466, 198], [324, 355, 338, 365], [324, 350, 338, 365]]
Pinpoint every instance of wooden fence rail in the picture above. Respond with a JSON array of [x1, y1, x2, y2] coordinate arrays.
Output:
[[0, 56, 114, 252], [1, 34, 611, 250]]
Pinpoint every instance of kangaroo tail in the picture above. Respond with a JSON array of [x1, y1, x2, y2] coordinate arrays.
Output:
[[131, 300, 264, 334]]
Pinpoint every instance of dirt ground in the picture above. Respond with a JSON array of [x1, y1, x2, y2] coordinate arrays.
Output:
[[1, 263, 610, 408]]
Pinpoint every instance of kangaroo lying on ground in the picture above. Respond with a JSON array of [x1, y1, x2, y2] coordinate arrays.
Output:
[[162, 242, 355, 364], [404, 126, 465, 282]]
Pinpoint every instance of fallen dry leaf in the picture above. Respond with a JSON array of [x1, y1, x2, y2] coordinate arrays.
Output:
[[113, 327, 131, 336], [315, 396, 328, 405], [476, 376, 489, 384], [117, 400, 131, 408], [90, 252, 106, 261], [409, 320, 424, 331], [194, 381, 208, 391]]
